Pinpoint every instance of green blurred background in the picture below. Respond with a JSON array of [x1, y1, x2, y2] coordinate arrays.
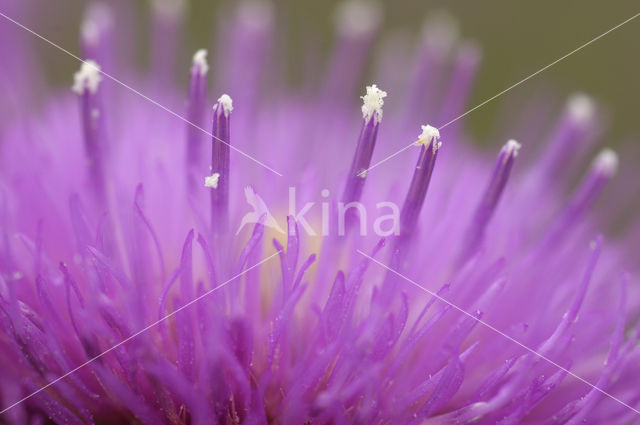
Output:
[[34, 0, 640, 144]]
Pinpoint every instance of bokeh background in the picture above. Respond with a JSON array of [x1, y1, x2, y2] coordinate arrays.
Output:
[[12, 0, 640, 144]]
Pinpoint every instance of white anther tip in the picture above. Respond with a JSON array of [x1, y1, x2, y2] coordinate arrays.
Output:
[[204, 173, 220, 189], [151, 0, 186, 18], [81, 20, 100, 46], [593, 148, 618, 177], [415, 124, 441, 152], [422, 11, 459, 51], [216, 94, 234, 118], [81, 3, 113, 45], [72, 60, 102, 95], [237, 0, 274, 31], [335, 0, 382, 38], [567, 93, 596, 124], [361, 84, 387, 125], [192, 49, 209, 75], [504, 139, 522, 157]]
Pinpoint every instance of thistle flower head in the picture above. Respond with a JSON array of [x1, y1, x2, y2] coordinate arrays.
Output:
[[0, 1, 639, 424]]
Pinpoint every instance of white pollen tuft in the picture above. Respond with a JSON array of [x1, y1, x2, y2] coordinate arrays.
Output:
[[192, 49, 209, 75], [504, 139, 522, 157], [593, 148, 618, 177], [204, 173, 220, 189], [415, 124, 441, 152], [72, 60, 102, 95], [566, 93, 595, 124], [335, 0, 382, 38], [216, 94, 234, 118], [361, 84, 387, 125]]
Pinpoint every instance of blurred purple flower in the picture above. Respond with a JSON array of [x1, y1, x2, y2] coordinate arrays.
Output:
[[0, 0, 639, 424]]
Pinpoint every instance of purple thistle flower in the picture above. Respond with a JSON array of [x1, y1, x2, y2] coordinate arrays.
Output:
[[0, 1, 639, 424]]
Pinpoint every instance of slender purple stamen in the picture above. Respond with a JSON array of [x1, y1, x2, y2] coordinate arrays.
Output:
[[223, 0, 273, 113], [399, 125, 442, 241], [80, 3, 114, 71], [342, 84, 386, 231], [380, 125, 441, 300], [540, 94, 596, 179], [72, 60, 106, 197], [209, 94, 233, 237], [438, 41, 481, 127], [324, 1, 381, 104], [186, 50, 209, 187], [150, 0, 185, 85], [544, 148, 617, 247], [406, 13, 458, 119], [459, 139, 521, 262]]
